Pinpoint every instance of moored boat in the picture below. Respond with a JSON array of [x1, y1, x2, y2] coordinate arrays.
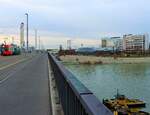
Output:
[[103, 90, 149, 115]]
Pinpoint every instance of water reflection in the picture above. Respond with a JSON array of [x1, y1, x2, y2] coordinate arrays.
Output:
[[112, 64, 150, 79], [65, 64, 97, 78], [65, 63, 150, 112]]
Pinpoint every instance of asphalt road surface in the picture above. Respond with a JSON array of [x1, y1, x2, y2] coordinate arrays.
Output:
[[0, 53, 36, 68], [0, 53, 51, 115]]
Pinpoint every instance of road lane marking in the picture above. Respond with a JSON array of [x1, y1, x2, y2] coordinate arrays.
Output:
[[0, 56, 33, 71], [0, 55, 36, 84], [0, 60, 29, 84]]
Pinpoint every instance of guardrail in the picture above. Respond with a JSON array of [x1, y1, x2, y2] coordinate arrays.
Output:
[[48, 53, 113, 115]]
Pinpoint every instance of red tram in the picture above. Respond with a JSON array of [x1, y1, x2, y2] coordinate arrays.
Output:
[[1, 44, 13, 56]]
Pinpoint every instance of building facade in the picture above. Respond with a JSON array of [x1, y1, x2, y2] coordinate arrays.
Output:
[[111, 37, 123, 51], [101, 38, 114, 48], [101, 37, 123, 51], [123, 34, 149, 52], [115, 39, 123, 51]]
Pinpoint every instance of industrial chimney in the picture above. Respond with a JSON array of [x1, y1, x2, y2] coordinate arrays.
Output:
[[20, 22, 25, 48]]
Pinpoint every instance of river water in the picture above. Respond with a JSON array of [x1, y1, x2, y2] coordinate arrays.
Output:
[[64, 63, 150, 112]]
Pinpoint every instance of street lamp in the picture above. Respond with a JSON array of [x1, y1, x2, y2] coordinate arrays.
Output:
[[35, 29, 37, 49], [39, 36, 40, 50], [25, 13, 29, 52]]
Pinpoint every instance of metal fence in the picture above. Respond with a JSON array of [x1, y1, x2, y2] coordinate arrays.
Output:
[[48, 53, 113, 115]]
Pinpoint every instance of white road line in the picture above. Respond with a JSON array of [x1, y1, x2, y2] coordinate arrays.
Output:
[[0, 56, 33, 71], [0, 56, 35, 84]]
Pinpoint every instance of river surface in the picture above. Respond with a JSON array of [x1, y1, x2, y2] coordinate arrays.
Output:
[[64, 63, 150, 112]]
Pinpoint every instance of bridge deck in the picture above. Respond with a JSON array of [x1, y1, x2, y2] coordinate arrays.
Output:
[[0, 53, 51, 115]]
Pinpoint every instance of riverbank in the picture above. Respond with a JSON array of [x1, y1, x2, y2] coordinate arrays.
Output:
[[59, 55, 150, 64]]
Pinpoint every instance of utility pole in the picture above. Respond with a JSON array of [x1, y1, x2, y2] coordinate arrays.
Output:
[[12, 36, 14, 44], [67, 40, 72, 50], [35, 29, 37, 49], [25, 13, 29, 51], [39, 36, 40, 50]]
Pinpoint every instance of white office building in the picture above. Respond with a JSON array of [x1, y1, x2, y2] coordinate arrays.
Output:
[[123, 34, 149, 51]]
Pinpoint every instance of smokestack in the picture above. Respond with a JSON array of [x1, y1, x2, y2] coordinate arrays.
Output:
[[20, 22, 25, 48]]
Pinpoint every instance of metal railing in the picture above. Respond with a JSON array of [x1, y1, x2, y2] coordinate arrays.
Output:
[[48, 53, 113, 115]]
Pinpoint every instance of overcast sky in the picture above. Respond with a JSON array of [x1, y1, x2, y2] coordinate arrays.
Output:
[[0, 0, 150, 48]]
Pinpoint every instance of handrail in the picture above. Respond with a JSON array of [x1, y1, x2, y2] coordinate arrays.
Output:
[[48, 53, 113, 115]]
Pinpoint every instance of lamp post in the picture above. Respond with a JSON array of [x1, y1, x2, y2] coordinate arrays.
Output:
[[35, 29, 37, 50], [25, 13, 29, 52], [39, 36, 40, 50]]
